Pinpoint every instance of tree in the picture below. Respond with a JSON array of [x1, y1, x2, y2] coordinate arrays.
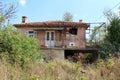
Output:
[[89, 24, 106, 45], [0, 1, 16, 24], [0, 26, 41, 67], [63, 12, 73, 21], [0, 1, 41, 67], [106, 15, 120, 52]]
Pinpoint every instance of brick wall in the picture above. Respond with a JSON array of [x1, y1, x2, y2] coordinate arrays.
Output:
[[76, 27, 86, 48], [66, 27, 86, 48], [16, 26, 86, 48]]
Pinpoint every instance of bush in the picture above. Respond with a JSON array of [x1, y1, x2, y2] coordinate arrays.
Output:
[[98, 43, 113, 59], [0, 26, 41, 67], [107, 16, 120, 52]]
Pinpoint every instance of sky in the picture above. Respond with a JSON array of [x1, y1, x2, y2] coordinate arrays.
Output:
[[2, 0, 120, 24]]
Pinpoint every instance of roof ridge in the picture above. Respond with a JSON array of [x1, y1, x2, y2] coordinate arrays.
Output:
[[13, 20, 89, 28], [18, 20, 81, 24]]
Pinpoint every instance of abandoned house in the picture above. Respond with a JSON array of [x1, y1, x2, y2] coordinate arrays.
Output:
[[14, 16, 98, 62]]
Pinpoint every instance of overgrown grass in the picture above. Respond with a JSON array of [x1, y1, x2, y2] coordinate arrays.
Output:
[[0, 57, 120, 80]]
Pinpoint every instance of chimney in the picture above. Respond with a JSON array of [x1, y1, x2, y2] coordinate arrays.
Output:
[[22, 16, 27, 23], [79, 19, 82, 23]]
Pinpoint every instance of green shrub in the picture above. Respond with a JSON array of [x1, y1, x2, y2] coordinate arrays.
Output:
[[86, 53, 94, 63], [0, 26, 41, 67], [105, 15, 120, 53], [98, 43, 113, 59]]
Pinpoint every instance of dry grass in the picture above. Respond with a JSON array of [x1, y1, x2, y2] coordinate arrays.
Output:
[[0, 58, 22, 80], [0, 57, 120, 80]]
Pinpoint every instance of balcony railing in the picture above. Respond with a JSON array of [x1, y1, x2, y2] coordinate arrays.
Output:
[[39, 39, 86, 48]]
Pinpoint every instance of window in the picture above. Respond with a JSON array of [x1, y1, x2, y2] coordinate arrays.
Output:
[[47, 32, 49, 40], [51, 32, 54, 40], [26, 30, 36, 38], [46, 31, 54, 40], [69, 27, 78, 35]]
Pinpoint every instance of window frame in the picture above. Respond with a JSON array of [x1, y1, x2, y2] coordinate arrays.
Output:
[[26, 30, 36, 38]]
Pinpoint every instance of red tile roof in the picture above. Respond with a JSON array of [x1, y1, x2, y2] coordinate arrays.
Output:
[[13, 21, 90, 28]]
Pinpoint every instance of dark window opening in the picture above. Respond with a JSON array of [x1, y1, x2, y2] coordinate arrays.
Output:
[[47, 32, 49, 40], [69, 27, 78, 35], [51, 32, 54, 40]]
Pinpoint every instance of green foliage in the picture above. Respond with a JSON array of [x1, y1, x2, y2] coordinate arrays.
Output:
[[95, 59, 105, 67], [96, 12, 120, 59], [0, 1, 16, 23], [0, 25, 41, 67], [105, 58, 115, 69], [95, 58, 115, 69], [63, 12, 73, 21], [31, 74, 39, 80], [98, 43, 113, 59], [86, 53, 93, 63], [89, 25, 106, 45], [0, 14, 5, 23], [106, 16, 120, 52], [74, 62, 81, 74]]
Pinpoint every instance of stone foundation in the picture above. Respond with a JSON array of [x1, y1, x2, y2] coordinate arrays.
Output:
[[40, 48, 64, 60]]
